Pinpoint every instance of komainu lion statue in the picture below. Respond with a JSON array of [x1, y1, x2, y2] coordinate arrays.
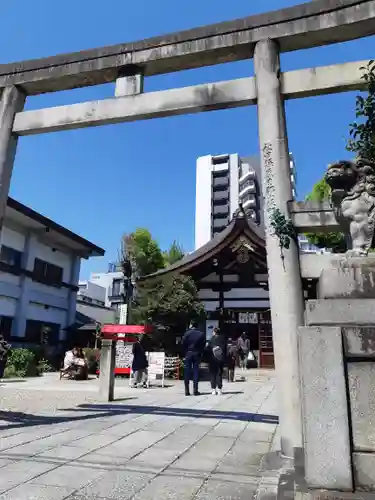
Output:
[[325, 158, 375, 257]]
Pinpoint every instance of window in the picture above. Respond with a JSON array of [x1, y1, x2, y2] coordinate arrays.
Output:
[[0, 316, 13, 341], [111, 279, 122, 297], [25, 320, 60, 345], [33, 258, 63, 286], [0, 245, 22, 269]]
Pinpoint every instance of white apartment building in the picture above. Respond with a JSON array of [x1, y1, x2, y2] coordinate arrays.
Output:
[[195, 153, 297, 249], [0, 197, 104, 346]]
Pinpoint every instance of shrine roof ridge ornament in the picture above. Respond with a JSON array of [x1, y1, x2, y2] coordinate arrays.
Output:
[[0, 0, 373, 94]]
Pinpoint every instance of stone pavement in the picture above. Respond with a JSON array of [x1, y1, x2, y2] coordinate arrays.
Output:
[[0, 370, 278, 500]]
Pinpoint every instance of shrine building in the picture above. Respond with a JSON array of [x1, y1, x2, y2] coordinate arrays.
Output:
[[140, 209, 276, 368]]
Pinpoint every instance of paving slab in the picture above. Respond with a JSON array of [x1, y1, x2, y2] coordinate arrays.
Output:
[[0, 483, 75, 500], [73, 470, 155, 499], [32, 464, 105, 489], [0, 460, 59, 494], [132, 474, 204, 500], [195, 478, 258, 499]]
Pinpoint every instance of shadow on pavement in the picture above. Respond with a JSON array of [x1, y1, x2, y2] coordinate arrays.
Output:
[[71, 403, 279, 424], [0, 400, 278, 432]]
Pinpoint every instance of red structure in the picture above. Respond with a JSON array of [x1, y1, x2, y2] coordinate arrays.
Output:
[[98, 324, 153, 376], [101, 323, 152, 341]]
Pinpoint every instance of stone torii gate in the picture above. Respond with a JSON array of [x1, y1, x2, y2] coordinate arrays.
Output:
[[0, 0, 374, 459]]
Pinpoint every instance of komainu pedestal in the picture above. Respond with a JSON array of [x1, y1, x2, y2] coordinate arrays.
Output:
[[298, 259, 375, 496]]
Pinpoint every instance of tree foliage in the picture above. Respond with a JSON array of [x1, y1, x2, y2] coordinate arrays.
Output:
[[163, 240, 185, 266], [132, 275, 204, 328], [347, 60, 375, 162], [121, 228, 165, 278], [305, 178, 347, 253], [121, 229, 204, 337]]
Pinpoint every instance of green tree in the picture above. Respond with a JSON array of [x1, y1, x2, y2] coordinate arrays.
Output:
[[132, 275, 204, 327], [121, 228, 165, 278], [120, 229, 204, 342], [132, 274, 204, 353], [347, 60, 375, 161], [305, 178, 347, 253], [163, 240, 185, 266]]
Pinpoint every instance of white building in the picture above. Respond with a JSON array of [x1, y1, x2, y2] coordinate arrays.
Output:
[[195, 153, 297, 249], [76, 279, 115, 332], [78, 280, 106, 306], [0, 197, 104, 346], [90, 263, 123, 314]]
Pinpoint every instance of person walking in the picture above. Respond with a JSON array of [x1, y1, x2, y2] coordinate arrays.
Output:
[[227, 338, 237, 383], [0, 334, 10, 379], [181, 321, 205, 396], [207, 327, 227, 395], [237, 332, 250, 369], [132, 335, 148, 388]]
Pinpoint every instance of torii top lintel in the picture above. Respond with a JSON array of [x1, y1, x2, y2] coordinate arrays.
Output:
[[0, 0, 373, 94]]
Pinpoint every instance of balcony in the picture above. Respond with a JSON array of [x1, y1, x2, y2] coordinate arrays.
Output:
[[239, 182, 256, 198], [241, 195, 256, 209], [212, 190, 229, 202], [238, 168, 256, 184], [212, 176, 229, 189], [212, 208, 230, 219]]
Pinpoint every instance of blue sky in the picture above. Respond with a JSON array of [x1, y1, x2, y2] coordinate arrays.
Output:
[[1, 0, 374, 279]]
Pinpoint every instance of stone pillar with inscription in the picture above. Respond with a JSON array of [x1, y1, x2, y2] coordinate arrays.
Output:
[[254, 39, 305, 458], [99, 339, 116, 401]]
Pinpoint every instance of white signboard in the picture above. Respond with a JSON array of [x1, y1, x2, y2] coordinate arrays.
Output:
[[147, 352, 165, 386], [119, 304, 128, 325], [238, 312, 258, 324], [115, 341, 133, 369]]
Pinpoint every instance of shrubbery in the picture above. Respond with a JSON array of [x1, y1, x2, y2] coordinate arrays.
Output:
[[4, 348, 54, 378]]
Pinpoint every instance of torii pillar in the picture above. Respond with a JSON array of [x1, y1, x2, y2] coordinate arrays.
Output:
[[254, 39, 305, 459]]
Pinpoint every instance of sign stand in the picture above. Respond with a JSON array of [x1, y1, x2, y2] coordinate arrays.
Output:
[[147, 351, 165, 388]]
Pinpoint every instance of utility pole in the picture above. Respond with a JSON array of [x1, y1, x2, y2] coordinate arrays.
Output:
[[120, 258, 133, 325]]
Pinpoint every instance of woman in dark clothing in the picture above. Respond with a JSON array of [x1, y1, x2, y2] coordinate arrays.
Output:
[[226, 338, 237, 382], [207, 327, 227, 395], [0, 334, 10, 379], [132, 336, 148, 388]]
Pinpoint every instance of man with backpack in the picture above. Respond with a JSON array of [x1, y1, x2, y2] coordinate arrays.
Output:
[[207, 327, 227, 395]]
